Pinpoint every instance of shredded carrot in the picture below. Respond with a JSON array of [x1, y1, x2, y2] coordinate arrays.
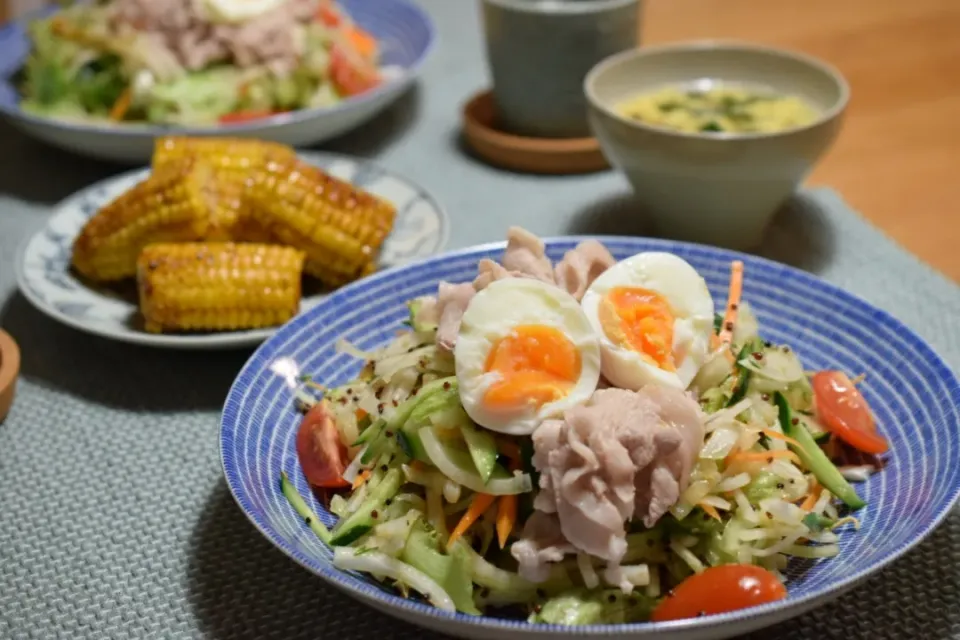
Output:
[[800, 482, 822, 511], [496, 495, 517, 548], [493, 454, 522, 548], [351, 469, 371, 490], [345, 26, 378, 60], [699, 502, 722, 522], [109, 87, 132, 121], [710, 337, 735, 364], [355, 408, 368, 421], [723, 447, 739, 468], [727, 449, 802, 466], [761, 429, 804, 451], [717, 260, 744, 346], [448, 493, 496, 549]]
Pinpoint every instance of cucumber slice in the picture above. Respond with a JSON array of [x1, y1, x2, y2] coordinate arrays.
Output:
[[399, 381, 460, 461], [354, 417, 384, 447], [330, 468, 403, 546], [361, 377, 457, 464], [800, 414, 831, 443], [812, 431, 832, 444], [460, 421, 498, 483], [280, 472, 332, 545], [728, 338, 762, 407], [776, 392, 865, 509], [420, 427, 531, 495], [407, 298, 438, 332]]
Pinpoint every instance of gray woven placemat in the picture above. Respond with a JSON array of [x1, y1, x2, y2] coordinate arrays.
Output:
[[1, 2, 959, 638]]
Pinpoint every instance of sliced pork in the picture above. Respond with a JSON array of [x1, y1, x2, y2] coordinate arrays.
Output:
[[510, 512, 575, 584], [553, 240, 617, 302], [427, 228, 616, 353], [501, 227, 555, 283], [512, 387, 704, 582], [220, 7, 308, 75], [111, 0, 319, 74], [632, 385, 705, 526], [472, 258, 518, 291], [434, 282, 476, 352]]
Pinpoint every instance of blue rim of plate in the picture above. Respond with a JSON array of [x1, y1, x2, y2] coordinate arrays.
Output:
[[0, 0, 436, 136], [220, 236, 960, 635]]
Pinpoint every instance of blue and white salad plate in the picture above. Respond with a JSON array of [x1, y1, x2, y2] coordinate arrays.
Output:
[[0, 0, 435, 163], [16, 151, 448, 350], [220, 238, 960, 639]]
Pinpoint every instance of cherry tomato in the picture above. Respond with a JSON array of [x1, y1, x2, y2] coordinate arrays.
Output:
[[812, 371, 889, 454], [315, 1, 341, 27], [218, 110, 279, 124], [296, 402, 349, 488], [329, 45, 381, 98], [651, 565, 787, 622], [344, 26, 378, 61]]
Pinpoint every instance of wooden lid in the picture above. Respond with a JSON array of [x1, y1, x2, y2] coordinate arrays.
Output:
[[461, 90, 609, 175], [0, 330, 20, 422]]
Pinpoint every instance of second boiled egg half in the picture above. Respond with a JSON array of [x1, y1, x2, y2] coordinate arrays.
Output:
[[455, 278, 601, 435], [581, 252, 714, 391]]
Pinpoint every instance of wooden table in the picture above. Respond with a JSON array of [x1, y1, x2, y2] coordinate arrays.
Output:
[[643, 0, 960, 282]]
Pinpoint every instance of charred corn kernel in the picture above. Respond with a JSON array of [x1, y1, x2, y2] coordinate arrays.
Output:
[[200, 178, 268, 242], [72, 160, 212, 281], [245, 160, 396, 287], [229, 210, 276, 244], [152, 136, 296, 180], [154, 137, 296, 242], [137, 242, 305, 334]]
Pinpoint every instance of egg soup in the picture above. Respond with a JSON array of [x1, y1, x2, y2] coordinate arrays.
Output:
[[616, 83, 819, 134]]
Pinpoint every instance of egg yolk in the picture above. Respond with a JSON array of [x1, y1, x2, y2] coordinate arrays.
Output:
[[482, 325, 581, 409], [598, 287, 676, 371]]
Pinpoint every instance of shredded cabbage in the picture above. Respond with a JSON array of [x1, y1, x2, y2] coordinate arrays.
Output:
[[334, 548, 456, 612]]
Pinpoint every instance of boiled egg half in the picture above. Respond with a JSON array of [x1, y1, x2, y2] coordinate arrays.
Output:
[[455, 278, 601, 435], [581, 252, 714, 390], [203, 0, 289, 24]]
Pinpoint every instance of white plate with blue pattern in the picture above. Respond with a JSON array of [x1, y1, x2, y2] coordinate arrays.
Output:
[[221, 238, 960, 639], [15, 151, 449, 350]]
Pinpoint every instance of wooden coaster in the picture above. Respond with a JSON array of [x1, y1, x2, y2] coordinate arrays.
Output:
[[0, 330, 20, 422], [461, 90, 609, 175]]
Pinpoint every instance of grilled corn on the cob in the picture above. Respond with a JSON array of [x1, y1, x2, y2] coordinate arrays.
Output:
[[154, 136, 295, 242], [72, 160, 212, 281], [245, 160, 396, 287], [137, 243, 305, 334], [200, 178, 278, 243], [152, 137, 297, 177]]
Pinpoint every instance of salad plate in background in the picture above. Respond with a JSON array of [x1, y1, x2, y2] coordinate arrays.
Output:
[[220, 232, 960, 639], [0, 0, 435, 162]]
